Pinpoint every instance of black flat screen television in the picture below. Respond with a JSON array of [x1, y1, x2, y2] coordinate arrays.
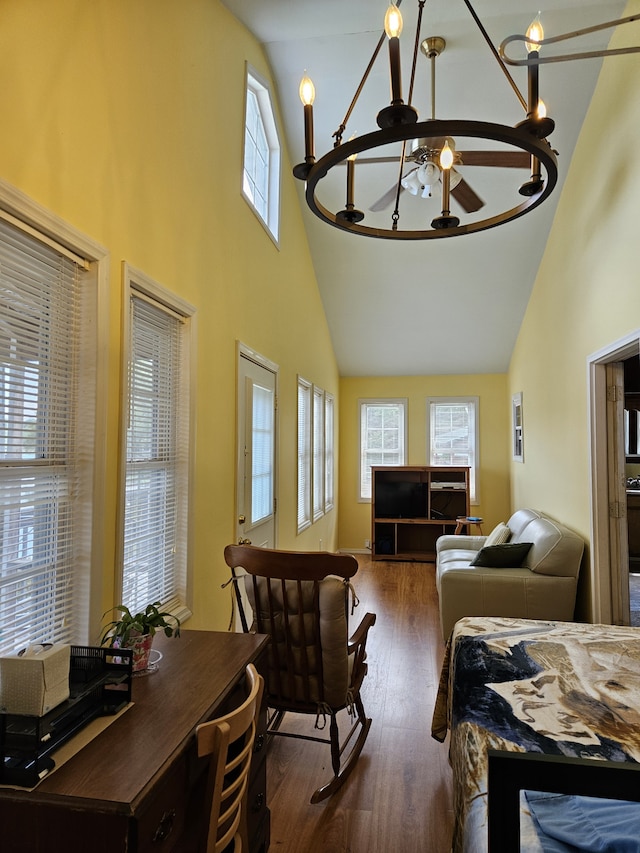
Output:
[[375, 481, 428, 518]]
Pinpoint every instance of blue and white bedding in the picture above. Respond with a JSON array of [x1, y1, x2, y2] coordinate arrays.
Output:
[[432, 617, 640, 853]]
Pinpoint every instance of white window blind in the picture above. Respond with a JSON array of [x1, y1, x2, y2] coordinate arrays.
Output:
[[0, 218, 94, 654], [428, 397, 479, 502], [359, 399, 407, 500], [313, 385, 325, 521], [124, 294, 190, 616], [324, 393, 334, 512], [250, 381, 274, 525], [297, 377, 312, 532]]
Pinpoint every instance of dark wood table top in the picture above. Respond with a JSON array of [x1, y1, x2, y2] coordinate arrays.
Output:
[[1, 629, 269, 814]]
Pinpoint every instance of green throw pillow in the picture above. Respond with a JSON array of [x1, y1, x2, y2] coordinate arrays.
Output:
[[470, 542, 533, 568]]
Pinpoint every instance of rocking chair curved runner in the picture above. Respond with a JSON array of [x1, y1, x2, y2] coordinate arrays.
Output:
[[223, 544, 376, 804]]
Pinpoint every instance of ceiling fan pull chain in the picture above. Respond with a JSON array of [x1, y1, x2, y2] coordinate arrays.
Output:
[[392, 210, 400, 231]]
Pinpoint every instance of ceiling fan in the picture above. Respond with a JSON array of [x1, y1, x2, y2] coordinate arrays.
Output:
[[367, 36, 530, 214]]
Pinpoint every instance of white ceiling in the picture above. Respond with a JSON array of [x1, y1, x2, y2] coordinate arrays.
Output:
[[221, 0, 627, 376]]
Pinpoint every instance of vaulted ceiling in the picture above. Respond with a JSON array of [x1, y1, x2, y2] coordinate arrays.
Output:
[[222, 0, 626, 376]]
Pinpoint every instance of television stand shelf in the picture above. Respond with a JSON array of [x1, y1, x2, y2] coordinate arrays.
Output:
[[371, 466, 470, 562]]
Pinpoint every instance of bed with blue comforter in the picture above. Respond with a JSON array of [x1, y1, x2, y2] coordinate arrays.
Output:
[[432, 616, 640, 852]]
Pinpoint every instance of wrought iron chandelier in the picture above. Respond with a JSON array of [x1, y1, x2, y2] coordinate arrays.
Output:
[[292, 0, 640, 241]]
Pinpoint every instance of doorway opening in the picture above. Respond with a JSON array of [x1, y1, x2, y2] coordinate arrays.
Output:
[[589, 332, 640, 626], [624, 355, 640, 625]]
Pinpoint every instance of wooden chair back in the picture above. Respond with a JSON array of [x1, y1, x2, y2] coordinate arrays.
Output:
[[195, 663, 264, 853]]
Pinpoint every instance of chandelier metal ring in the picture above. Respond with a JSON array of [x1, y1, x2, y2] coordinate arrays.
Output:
[[304, 119, 558, 240]]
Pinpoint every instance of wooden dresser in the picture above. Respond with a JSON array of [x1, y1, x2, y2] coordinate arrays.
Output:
[[0, 629, 270, 852]]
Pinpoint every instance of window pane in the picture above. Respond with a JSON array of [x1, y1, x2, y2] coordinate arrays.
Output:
[[251, 383, 274, 524], [324, 394, 334, 511], [297, 378, 312, 531], [243, 69, 280, 241], [313, 386, 324, 520], [359, 401, 406, 500], [428, 398, 478, 501], [124, 294, 189, 615], [0, 218, 92, 654]]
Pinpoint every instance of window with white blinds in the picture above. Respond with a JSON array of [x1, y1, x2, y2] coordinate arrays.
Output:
[[298, 378, 335, 532], [297, 377, 312, 532], [359, 399, 407, 501], [0, 217, 96, 655], [250, 381, 274, 525], [427, 396, 479, 502], [312, 385, 325, 521], [324, 393, 335, 512], [123, 282, 193, 618]]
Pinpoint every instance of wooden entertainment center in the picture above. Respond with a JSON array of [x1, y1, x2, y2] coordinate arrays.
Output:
[[371, 466, 470, 562]]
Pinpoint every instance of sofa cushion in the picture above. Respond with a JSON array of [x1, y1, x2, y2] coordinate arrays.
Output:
[[470, 542, 533, 568], [507, 508, 544, 538], [484, 522, 511, 547], [518, 517, 584, 577]]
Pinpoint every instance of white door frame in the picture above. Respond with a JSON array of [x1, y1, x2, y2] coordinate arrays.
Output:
[[588, 330, 640, 624]]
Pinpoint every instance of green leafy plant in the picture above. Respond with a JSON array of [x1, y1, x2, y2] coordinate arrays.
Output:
[[99, 601, 181, 647]]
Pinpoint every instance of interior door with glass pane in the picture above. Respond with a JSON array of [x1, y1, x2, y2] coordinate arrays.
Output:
[[236, 351, 277, 551]]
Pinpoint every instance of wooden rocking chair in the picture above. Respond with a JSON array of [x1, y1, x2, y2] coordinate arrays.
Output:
[[223, 544, 376, 804]]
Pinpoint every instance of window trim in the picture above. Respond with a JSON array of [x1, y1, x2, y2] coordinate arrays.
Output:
[[0, 178, 109, 649], [242, 64, 281, 246], [358, 398, 408, 502], [426, 396, 480, 504], [119, 262, 196, 624]]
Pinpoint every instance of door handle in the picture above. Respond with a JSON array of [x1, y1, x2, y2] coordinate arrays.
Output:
[[238, 537, 252, 545]]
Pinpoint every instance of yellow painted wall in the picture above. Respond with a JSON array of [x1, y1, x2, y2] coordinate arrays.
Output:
[[0, 0, 339, 633], [508, 0, 640, 619], [338, 374, 511, 552]]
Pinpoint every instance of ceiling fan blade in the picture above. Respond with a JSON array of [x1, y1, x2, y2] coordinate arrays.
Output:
[[369, 169, 414, 212], [451, 177, 484, 213], [369, 183, 403, 212], [457, 150, 530, 169]]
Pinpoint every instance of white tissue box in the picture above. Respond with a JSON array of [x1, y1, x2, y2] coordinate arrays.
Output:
[[0, 643, 71, 716]]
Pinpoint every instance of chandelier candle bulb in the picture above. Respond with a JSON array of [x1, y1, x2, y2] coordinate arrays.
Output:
[[525, 15, 543, 120], [431, 140, 460, 229], [346, 156, 356, 208], [385, 4, 404, 105], [293, 74, 316, 179], [337, 149, 365, 223], [300, 74, 315, 161]]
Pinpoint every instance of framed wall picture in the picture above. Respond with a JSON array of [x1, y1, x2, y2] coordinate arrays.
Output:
[[512, 392, 524, 462]]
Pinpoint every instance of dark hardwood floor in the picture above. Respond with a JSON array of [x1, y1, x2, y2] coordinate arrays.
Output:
[[266, 555, 454, 852]]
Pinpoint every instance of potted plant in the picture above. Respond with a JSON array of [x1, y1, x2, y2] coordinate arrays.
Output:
[[99, 601, 181, 672]]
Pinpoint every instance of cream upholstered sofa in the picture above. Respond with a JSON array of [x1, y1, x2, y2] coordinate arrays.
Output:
[[435, 509, 585, 641]]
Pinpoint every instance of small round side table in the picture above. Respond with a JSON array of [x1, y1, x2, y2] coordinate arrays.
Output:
[[455, 516, 484, 535]]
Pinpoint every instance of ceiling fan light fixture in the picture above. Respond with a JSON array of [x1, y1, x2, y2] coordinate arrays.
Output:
[[417, 160, 440, 186], [293, 0, 640, 238], [401, 170, 422, 195]]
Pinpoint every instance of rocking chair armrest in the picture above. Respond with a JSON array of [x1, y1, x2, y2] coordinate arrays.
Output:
[[348, 611, 377, 655]]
